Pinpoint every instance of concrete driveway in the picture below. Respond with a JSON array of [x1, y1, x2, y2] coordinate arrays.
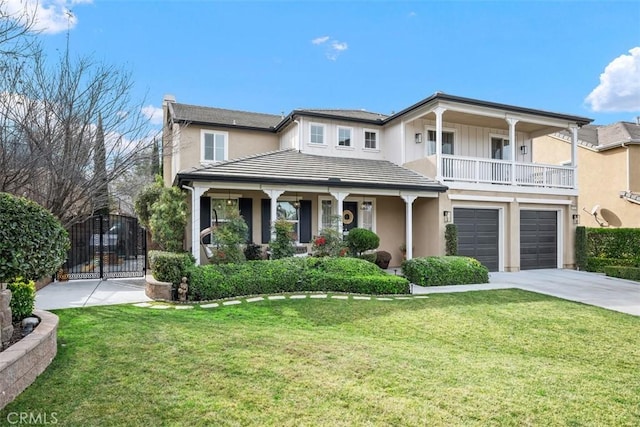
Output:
[[412, 269, 640, 316], [35, 278, 151, 310]]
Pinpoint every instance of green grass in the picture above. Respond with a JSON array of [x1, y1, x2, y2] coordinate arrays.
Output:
[[2, 290, 640, 426]]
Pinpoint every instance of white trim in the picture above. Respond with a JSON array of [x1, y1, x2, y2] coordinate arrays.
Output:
[[425, 125, 456, 156], [208, 192, 243, 199], [345, 196, 377, 232], [515, 198, 572, 205], [337, 126, 353, 148], [448, 194, 515, 203], [445, 181, 579, 196], [363, 128, 379, 150], [309, 122, 326, 145], [489, 133, 511, 160], [452, 205, 505, 272], [519, 207, 564, 269], [200, 130, 228, 163]]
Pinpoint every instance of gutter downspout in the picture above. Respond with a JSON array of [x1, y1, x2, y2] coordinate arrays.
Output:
[[181, 184, 199, 265], [293, 116, 301, 151]]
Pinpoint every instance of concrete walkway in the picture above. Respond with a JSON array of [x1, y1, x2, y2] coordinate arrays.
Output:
[[35, 278, 151, 310], [412, 269, 640, 316]]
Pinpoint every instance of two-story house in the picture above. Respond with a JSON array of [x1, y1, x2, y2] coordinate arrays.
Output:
[[162, 92, 592, 271], [533, 121, 640, 228]]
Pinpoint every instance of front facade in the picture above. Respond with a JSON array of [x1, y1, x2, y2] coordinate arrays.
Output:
[[162, 93, 591, 271], [533, 121, 640, 228]]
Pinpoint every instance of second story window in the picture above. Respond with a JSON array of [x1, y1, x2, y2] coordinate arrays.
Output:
[[427, 130, 455, 155], [310, 123, 325, 144], [202, 130, 228, 162], [364, 130, 378, 149], [338, 127, 352, 147]]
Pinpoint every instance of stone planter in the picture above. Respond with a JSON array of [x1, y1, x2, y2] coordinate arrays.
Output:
[[145, 275, 173, 301]]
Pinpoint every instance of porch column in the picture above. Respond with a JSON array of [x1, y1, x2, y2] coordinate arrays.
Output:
[[506, 117, 518, 185], [329, 190, 349, 236], [434, 107, 446, 181], [401, 195, 417, 260], [570, 124, 579, 189], [262, 189, 285, 240], [189, 186, 207, 265]]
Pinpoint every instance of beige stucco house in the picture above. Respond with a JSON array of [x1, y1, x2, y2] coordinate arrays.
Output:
[[533, 121, 640, 228], [162, 93, 592, 271]]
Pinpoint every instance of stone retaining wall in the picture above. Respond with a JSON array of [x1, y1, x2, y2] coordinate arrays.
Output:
[[145, 275, 172, 301], [0, 310, 58, 410]]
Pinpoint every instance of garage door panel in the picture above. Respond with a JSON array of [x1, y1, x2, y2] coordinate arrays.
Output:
[[454, 208, 499, 272], [520, 210, 557, 270]]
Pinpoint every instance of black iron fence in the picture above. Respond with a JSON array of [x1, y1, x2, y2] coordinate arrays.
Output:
[[62, 214, 147, 279]]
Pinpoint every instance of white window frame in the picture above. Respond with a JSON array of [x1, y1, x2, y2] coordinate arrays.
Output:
[[363, 129, 379, 151], [490, 134, 511, 160], [276, 198, 300, 243], [309, 123, 326, 145], [337, 126, 353, 149], [318, 196, 336, 232], [359, 198, 376, 232], [201, 130, 228, 163], [209, 195, 240, 224], [426, 127, 456, 156]]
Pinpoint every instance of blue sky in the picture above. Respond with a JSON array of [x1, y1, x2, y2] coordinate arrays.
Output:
[[7, 0, 640, 126]]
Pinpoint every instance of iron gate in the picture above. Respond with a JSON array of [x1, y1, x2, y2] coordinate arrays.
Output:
[[63, 214, 147, 279]]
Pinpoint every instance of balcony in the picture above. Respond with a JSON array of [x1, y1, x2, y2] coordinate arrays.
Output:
[[441, 155, 574, 189]]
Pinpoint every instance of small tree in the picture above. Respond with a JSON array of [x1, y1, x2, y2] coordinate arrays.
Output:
[[270, 220, 295, 259], [445, 223, 458, 256], [134, 175, 163, 230], [210, 208, 248, 264], [149, 187, 187, 252], [345, 228, 379, 256]]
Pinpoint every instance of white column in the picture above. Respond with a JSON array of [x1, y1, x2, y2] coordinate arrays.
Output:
[[401, 195, 417, 260], [262, 189, 285, 240], [191, 186, 207, 265], [329, 191, 349, 236], [570, 124, 579, 189], [506, 117, 519, 185], [434, 107, 446, 181]]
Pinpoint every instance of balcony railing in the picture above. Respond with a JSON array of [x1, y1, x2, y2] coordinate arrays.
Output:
[[441, 155, 574, 189]]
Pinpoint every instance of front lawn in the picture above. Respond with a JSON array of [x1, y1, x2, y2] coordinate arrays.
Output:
[[2, 290, 639, 426]]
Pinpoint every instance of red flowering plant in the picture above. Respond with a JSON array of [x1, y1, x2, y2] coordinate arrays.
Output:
[[312, 227, 346, 257]]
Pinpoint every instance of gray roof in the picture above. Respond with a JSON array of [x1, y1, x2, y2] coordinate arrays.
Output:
[[171, 103, 282, 129], [294, 109, 388, 122], [176, 149, 447, 192], [554, 121, 640, 149]]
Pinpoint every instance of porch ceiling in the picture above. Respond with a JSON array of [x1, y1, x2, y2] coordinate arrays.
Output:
[[418, 110, 565, 135]]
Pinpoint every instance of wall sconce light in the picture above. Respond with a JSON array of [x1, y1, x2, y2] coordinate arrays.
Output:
[[443, 210, 451, 223], [292, 192, 300, 209], [415, 133, 423, 144], [226, 190, 233, 206], [520, 145, 528, 155], [572, 214, 580, 225]]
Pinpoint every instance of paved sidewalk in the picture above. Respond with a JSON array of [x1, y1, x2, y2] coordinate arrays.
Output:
[[35, 278, 151, 310], [412, 269, 640, 316]]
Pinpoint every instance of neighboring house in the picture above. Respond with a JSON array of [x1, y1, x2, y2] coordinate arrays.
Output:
[[162, 92, 591, 271], [533, 121, 640, 228]]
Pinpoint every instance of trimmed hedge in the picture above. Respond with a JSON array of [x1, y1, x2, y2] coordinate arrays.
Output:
[[586, 228, 640, 259], [604, 266, 640, 282], [402, 256, 489, 286], [148, 250, 195, 284], [7, 277, 36, 321], [575, 226, 587, 270], [186, 257, 409, 301], [585, 257, 640, 273]]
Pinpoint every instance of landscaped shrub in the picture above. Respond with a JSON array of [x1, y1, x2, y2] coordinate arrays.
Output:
[[358, 253, 377, 264], [402, 256, 489, 286], [148, 250, 195, 284], [210, 209, 249, 264], [604, 266, 640, 282], [149, 186, 187, 252], [185, 256, 409, 300], [585, 257, 639, 273], [575, 226, 587, 270], [312, 227, 346, 257], [7, 277, 36, 321], [0, 192, 70, 282], [586, 228, 640, 259], [270, 219, 295, 259], [445, 223, 458, 256], [345, 228, 380, 256]]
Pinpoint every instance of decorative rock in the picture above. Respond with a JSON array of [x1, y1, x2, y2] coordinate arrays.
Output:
[[331, 295, 349, 300], [246, 297, 264, 303], [267, 296, 286, 300], [200, 303, 219, 308], [352, 296, 371, 300], [222, 300, 242, 306], [175, 305, 193, 310], [289, 295, 307, 299], [21, 316, 39, 337], [310, 294, 327, 299]]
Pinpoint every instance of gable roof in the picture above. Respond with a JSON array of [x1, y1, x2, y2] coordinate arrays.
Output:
[[552, 121, 640, 150], [176, 149, 447, 193], [170, 103, 282, 130]]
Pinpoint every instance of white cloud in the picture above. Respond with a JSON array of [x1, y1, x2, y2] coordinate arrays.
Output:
[[312, 36, 349, 61], [585, 47, 640, 112], [1, 0, 93, 35], [311, 36, 330, 45], [141, 105, 163, 126]]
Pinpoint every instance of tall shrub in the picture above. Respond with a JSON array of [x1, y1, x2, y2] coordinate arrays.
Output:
[[0, 192, 70, 282], [445, 223, 458, 256], [7, 277, 36, 321], [134, 175, 163, 230], [270, 219, 295, 259], [210, 208, 249, 264], [575, 226, 587, 270], [345, 228, 379, 256], [149, 186, 187, 252]]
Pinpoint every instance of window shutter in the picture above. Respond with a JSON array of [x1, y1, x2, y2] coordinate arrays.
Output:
[[261, 199, 271, 244], [239, 198, 253, 243], [200, 196, 211, 244], [299, 200, 312, 243]]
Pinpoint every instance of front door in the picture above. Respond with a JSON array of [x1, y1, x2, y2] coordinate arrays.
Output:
[[342, 201, 358, 235]]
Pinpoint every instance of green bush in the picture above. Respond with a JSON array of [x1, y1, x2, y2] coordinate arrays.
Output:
[[210, 208, 248, 264], [0, 192, 70, 282], [345, 228, 380, 256], [134, 176, 163, 230], [149, 186, 187, 252], [402, 256, 489, 286], [585, 257, 639, 273], [575, 226, 587, 270], [148, 250, 195, 284], [270, 219, 295, 259], [604, 266, 640, 282], [445, 223, 458, 256], [586, 228, 640, 259], [358, 253, 377, 264], [185, 256, 408, 301], [312, 227, 346, 257], [7, 277, 36, 321]]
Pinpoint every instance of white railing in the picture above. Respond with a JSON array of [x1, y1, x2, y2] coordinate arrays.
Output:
[[441, 155, 574, 189]]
